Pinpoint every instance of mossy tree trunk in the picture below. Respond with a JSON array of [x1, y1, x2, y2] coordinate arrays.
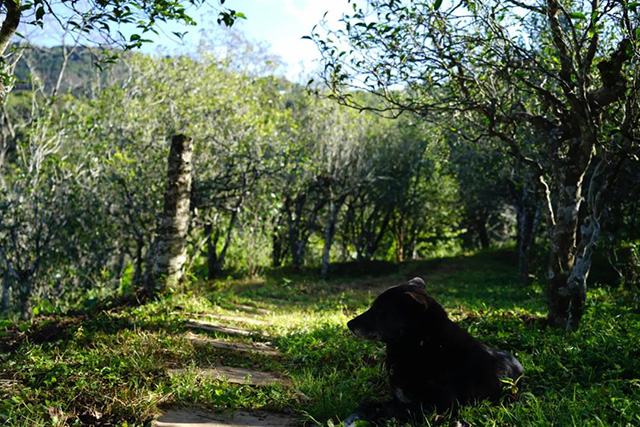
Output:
[[149, 134, 193, 293]]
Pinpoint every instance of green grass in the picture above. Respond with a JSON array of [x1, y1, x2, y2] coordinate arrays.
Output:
[[1, 249, 639, 426]]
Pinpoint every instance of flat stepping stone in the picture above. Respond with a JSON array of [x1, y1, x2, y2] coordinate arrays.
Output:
[[168, 366, 291, 386], [153, 408, 299, 427], [186, 320, 267, 337], [194, 313, 268, 327], [231, 304, 272, 315], [186, 333, 281, 356]]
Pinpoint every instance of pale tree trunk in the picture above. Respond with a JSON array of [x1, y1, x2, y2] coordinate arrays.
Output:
[[0, 0, 21, 104], [149, 134, 193, 292]]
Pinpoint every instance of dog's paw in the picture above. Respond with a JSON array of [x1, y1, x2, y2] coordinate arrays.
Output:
[[342, 412, 363, 427]]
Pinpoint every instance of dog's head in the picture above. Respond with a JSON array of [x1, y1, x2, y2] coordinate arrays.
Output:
[[347, 277, 445, 342]]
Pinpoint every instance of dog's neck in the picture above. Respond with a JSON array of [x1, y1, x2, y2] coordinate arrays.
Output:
[[386, 314, 467, 352]]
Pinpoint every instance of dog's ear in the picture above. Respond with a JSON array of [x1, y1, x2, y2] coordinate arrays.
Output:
[[408, 277, 425, 288], [405, 291, 429, 310]]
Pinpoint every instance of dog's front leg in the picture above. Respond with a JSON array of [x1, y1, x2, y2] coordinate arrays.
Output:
[[343, 400, 384, 426], [343, 399, 418, 426]]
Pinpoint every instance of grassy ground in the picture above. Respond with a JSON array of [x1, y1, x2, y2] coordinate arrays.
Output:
[[1, 249, 639, 426]]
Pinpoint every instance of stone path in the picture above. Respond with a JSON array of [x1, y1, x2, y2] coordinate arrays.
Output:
[[185, 320, 268, 338], [193, 313, 269, 327], [186, 333, 281, 357], [154, 408, 299, 427], [168, 365, 291, 386], [156, 307, 297, 426], [231, 303, 272, 316]]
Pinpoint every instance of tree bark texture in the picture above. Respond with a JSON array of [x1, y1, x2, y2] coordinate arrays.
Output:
[[0, 0, 21, 104], [150, 134, 193, 291]]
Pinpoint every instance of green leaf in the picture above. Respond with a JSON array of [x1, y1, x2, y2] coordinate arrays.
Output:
[[569, 12, 586, 20], [434, 0, 443, 10], [35, 5, 45, 21]]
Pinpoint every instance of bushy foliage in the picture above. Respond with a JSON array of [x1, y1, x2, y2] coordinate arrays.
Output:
[[0, 46, 462, 316]]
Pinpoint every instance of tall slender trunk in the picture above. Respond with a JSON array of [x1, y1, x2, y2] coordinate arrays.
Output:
[[150, 134, 193, 292], [272, 232, 284, 267], [287, 195, 324, 270], [133, 235, 145, 286], [476, 218, 490, 249], [205, 222, 219, 280], [515, 182, 541, 285], [288, 196, 305, 270], [392, 211, 405, 262], [321, 197, 344, 280], [212, 208, 239, 276], [364, 208, 392, 260], [1, 274, 11, 313], [18, 271, 32, 320]]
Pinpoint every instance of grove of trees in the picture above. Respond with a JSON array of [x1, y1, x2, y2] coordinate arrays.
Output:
[[0, 42, 464, 318], [311, 0, 640, 330], [0, 0, 638, 332]]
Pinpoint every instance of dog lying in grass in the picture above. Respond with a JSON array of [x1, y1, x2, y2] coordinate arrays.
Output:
[[344, 277, 523, 425]]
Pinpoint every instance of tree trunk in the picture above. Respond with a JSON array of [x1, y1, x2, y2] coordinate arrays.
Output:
[[515, 182, 541, 285], [1, 274, 11, 313], [364, 208, 392, 260], [205, 222, 219, 280], [0, 0, 21, 104], [546, 184, 584, 329], [212, 207, 239, 276], [288, 196, 305, 270], [546, 135, 596, 330], [548, 155, 625, 330], [272, 232, 284, 267], [150, 134, 193, 292], [18, 271, 32, 320], [476, 218, 490, 249], [321, 197, 344, 280], [133, 236, 144, 286], [392, 211, 405, 262]]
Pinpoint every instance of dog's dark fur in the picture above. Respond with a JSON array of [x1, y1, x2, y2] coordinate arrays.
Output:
[[345, 277, 523, 425]]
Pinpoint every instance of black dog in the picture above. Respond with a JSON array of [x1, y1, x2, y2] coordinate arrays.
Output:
[[344, 277, 523, 425]]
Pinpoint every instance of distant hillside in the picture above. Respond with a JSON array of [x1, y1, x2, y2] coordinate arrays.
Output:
[[12, 44, 127, 95]]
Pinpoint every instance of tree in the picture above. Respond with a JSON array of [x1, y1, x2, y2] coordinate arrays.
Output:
[[0, 0, 245, 102], [148, 134, 194, 292], [313, 0, 640, 330]]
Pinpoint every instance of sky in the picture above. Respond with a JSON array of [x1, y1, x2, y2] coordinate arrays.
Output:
[[162, 0, 354, 80], [21, 0, 355, 82]]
